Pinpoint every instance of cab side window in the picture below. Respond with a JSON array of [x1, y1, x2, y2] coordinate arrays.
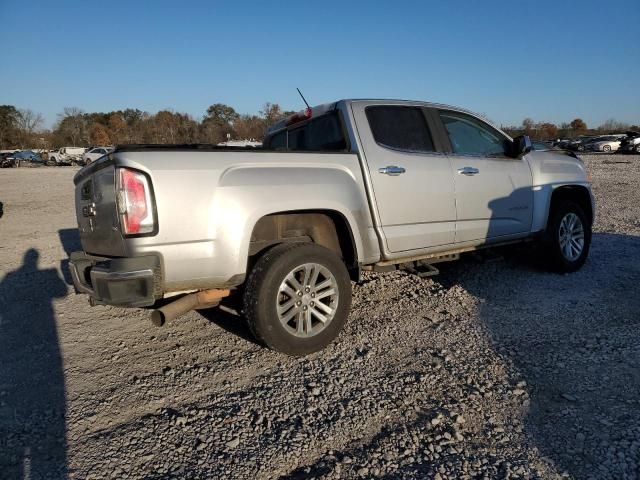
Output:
[[440, 111, 510, 157]]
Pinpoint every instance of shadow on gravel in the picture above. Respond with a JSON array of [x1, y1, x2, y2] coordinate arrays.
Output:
[[439, 232, 640, 478], [58, 228, 82, 286], [0, 249, 68, 478], [198, 305, 263, 347]]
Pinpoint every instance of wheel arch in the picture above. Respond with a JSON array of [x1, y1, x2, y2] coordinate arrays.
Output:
[[248, 209, 360, 281], [547, 185, 594, 229]]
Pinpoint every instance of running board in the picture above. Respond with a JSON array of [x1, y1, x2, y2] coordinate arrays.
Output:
[[403, 262, 440, 278]]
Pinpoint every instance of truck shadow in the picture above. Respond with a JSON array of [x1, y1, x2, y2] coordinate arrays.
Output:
[[0, 249, 68, 478], [58, 228, 82, 286], [434, 232, 640, 478], [197, 303, 263, 348], [282, 232, 640, 479]]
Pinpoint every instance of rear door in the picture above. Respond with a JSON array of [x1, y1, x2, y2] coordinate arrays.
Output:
[[351, 102, 456, 253], [435, 110, 533, 244]]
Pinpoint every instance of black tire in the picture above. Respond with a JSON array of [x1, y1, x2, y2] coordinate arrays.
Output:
[[603, 145, 611, 152], [243, 242, 351, 356], [543, 200, 591, 273]]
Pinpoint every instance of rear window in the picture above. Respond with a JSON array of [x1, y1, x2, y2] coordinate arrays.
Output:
[[265, 112, 347, 152], [366, 106, 435, 152]]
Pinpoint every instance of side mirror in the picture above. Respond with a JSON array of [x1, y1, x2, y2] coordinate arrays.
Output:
[[513, 135, 532, 157]]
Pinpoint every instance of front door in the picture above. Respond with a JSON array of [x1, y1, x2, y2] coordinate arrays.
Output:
[[436, 110, 533, 243], [351, 102, 457, 253]]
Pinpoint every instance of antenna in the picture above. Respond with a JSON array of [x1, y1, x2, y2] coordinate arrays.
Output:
[[296, 88, 311, 110]]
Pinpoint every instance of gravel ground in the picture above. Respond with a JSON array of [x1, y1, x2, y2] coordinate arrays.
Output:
[[0, 154, 639, 480]]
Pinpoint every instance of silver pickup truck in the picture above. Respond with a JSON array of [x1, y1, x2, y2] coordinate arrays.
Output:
[[69, 99, 594, 355]]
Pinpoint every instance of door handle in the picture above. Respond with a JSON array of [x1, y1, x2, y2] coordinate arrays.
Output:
[[457, 167, 480, 176], [378, 165, 406, 176]]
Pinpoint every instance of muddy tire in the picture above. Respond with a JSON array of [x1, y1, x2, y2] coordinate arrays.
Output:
[[243, 242, 351, 356]]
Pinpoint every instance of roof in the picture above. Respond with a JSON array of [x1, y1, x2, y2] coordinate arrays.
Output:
[[265, 98, 487, 136]]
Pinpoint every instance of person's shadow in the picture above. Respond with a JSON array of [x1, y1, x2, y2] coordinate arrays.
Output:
[[0, 249, 68, 478]]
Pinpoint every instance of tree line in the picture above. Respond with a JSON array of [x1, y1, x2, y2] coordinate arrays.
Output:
[[0, 102, 296, 150], [502, 117, 639, 141], [1, 103, 638, 150]]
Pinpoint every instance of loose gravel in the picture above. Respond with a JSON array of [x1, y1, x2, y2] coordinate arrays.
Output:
[[0, 154, 639, 479]]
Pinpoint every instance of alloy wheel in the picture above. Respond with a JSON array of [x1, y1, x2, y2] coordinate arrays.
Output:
[[276, 262, 339, 338], [558, 212, 585, 261]]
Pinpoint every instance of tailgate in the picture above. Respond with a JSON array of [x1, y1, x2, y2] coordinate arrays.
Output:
[[74, 164, 127, 256]]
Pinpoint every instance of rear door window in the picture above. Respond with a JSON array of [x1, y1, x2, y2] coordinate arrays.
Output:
[[366, 106, 435, 153]]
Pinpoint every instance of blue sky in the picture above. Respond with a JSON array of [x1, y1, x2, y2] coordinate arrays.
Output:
[[1, 0, 638, 129]]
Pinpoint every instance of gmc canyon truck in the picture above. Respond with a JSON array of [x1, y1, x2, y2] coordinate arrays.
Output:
[[69, 99, 594, 355]]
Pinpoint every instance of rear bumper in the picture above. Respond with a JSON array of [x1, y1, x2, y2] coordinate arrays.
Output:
[[69, 252, 161, 307]]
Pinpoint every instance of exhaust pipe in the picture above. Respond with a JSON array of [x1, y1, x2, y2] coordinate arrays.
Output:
[[151, 288, 230, 327]]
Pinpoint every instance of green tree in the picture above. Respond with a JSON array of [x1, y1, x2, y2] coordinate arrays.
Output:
[[0, 105, 19, 148], [204, 103, 239, 125], [54, 107, 88, 146]]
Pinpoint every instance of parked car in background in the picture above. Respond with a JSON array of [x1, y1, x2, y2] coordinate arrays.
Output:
[[618, 132, 640, 154], [0, 152, 16, 168], [0, 150, 45, 167], [48, 147, 86, 166], [586, 135, 623, 152], [567, 136, 598, 151], [83, 146, 114, 165]]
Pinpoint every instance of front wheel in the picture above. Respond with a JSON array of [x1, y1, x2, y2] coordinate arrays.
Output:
[[543, 201, 591, 273], [603, 145, 611, 152], [243, 242, 352, 355]]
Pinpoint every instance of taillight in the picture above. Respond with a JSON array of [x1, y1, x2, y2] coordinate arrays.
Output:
[[116, 168, 155, 235]]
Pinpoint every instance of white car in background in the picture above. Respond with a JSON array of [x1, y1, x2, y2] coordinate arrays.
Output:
[[587, 135, 625, 152], [83, 146, 113, 165], [48, 147, 87, 166]]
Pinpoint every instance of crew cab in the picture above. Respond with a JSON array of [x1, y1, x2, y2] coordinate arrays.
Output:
[[69, 99, 594, 355]]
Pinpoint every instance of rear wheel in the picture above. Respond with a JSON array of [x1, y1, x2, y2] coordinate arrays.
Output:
[[243, 242, 351, 355], [603, 145, 611, 152], [543, 201, 591, 272]]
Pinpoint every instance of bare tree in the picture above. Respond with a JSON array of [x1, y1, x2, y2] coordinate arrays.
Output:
[[598, 118, 629, 133], [14, 109, 44, 148]]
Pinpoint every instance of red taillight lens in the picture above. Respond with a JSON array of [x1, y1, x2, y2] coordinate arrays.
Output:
[[117, 168, 155, 235]]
